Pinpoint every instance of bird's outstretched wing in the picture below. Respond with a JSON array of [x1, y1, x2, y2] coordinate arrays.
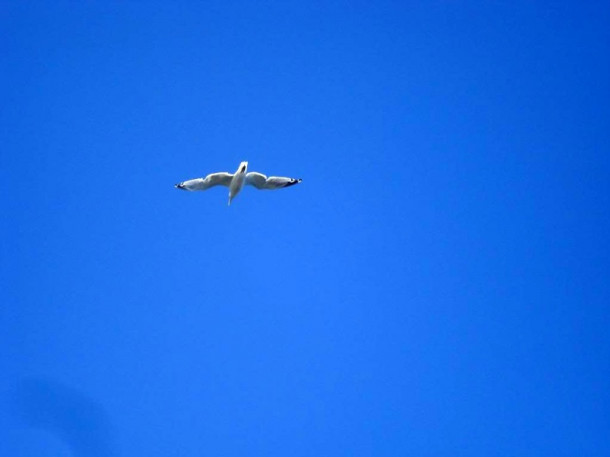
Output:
[[175, 172, 233, 191], [245, 172, 302, 190]]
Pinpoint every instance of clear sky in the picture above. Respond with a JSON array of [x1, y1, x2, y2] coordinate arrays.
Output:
[[1, 1, 609, 456]]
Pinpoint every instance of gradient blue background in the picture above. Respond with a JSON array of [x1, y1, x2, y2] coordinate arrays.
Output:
[[2, 1, 609, 455]]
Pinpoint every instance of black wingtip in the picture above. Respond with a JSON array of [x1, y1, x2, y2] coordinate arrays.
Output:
[[175, 182, 185, 190], [284, 178, 302, 188]]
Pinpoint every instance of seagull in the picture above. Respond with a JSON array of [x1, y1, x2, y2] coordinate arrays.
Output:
[[175, 161, 302, 205]]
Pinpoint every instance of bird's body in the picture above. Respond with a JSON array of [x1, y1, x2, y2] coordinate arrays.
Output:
[[228, 161, 248, 204], [175, 161, 302, 205]]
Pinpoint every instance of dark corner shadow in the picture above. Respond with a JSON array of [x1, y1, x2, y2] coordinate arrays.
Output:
[[9, 377, 117, 457]]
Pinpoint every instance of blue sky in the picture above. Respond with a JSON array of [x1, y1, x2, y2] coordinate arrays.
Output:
[[1, 1, 609, 455]]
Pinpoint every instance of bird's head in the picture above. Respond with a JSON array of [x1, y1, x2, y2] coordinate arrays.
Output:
[[238, 161, 248, 174]]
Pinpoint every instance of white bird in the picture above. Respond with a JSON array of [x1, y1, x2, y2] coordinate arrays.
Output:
[[175, 161, 302, 205]]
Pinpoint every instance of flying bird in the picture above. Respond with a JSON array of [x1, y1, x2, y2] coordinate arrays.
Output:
[[175, 161, 302, 205]]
